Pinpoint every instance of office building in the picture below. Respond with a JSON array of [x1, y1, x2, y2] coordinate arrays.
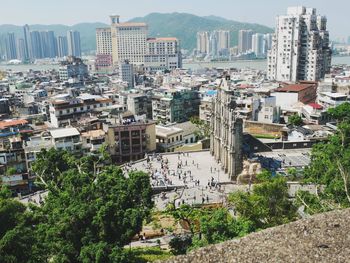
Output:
[[5, 33, 17, 60], [67, 30, 82, 57], [144, 37, 182, 71], [57, 36, 68, 58], [267, 6, 332, 82], [238, 30, 253, 54], [110, 15, 148, 65], [40, 31, 57, 58], [196, 31, 210, 54]]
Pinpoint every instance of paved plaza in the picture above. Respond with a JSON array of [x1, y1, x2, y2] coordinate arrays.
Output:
[[124, 151, 248, 210]]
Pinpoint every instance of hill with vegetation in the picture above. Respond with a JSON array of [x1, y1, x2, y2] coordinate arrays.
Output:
[[130, 12, 273, 50]]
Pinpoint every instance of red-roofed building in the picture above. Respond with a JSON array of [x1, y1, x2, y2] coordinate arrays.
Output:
[[272, 83, 317, 108]]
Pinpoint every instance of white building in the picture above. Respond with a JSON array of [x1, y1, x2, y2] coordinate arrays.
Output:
[[96, 28, 112, 55], [49, 128, 82, 152], [110, 15, 148, 65], [267, 6, 332, 82], [317, 92, 348, 109], [252, 33, 265, 58], [238, 30, 253, 54], [144, 37, 182, 71], [196, 32, 210, 54]]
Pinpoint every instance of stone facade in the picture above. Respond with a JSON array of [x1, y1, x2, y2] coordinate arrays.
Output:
[[210, 76, 243, 180]]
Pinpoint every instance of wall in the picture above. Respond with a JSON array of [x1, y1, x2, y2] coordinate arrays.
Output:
[[244, 120, 285, 137]]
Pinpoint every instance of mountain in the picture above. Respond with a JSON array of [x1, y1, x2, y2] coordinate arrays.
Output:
[[0, 22, 108, 52], [129, 12, 274, 50], [0, 13, 273, 53]]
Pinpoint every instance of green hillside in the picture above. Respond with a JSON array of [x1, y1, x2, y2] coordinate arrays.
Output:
[[0, 13, 273, 54], [130, 12, 274, 50]]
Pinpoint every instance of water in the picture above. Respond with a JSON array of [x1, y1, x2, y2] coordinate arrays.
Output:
[[0, 56, 349, 72], [183, 56, 350, 71]]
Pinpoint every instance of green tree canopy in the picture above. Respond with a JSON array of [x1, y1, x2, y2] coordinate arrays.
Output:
[[229, 175, 297, 229], [288, 114, 303, 126]]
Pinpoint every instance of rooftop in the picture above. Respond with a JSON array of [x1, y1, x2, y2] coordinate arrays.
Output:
[[49, 128, 80, 139], [0, 119, 28, 129], [277, 83, 315, 92]]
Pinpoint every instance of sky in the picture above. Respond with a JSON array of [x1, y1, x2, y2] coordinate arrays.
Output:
[[1, 0, 349, 40]]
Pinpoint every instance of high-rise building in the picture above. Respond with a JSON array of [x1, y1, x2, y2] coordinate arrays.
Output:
[[40, 31, 57, 58], [23, 24, 32, 60], [17, 38, 26, 61], [144, 37, 182, 71], [216, 30, 230, 55], [30, 31, 44, 59], [238, 30, 253, 54], [267, 6, 332, 82], [5, 33, 17, 60], [110, 15, 148, 65], [209, 31, 219, 57], [96, 28, 112, 55], [196, 32, 210, 54], [67, 30, 82, 57], [264, 33, 273, 53], [252, 33, 265, 58], [57, 36, 68, 58]]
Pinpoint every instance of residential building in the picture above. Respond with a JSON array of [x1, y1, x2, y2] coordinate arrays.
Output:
[[152, 88, 200, 124], [23, 24, 32, 60], [238, 30, 253, 54], [317, 92, 349, 109], [155, 125, 183, 152], [210, 76, 243, 180], [110, 15, 148, 65], [57, 36, 68, 58], [145, 37, 182, 71], [119, 60, 134, 88], [256, 96, 281, 123], [104, 113, 156, 163], [49, 93, 112, 128], [271, 83, 318, 108], [5, 33, 17, 60], [267, 6, 332, 82], [67, 30, 82, 57], [127, 93, 152, 119], [252, 33, 265, 58], [81, 129, 106, 153], [196, 31, 210, 54], [49, 128, 82, 152], [30, 31, 43, 59], [58, 56, 88, 81]]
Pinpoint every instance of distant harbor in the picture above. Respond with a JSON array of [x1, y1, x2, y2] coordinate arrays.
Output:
[[0, 56, 350, 72]]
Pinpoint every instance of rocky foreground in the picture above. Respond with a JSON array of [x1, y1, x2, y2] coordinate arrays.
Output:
[[161, 209, 350, 263]]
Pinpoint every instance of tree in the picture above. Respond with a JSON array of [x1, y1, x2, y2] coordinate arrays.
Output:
[[31, 148, 154, 263], [229, 175, 297, 229], [328, 102, 350, 123], [190, 117, 211, 139], [0, 186, 45, 263], [288, 114, 303, 126]]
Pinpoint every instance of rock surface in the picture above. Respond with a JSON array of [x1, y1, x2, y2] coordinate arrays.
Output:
[[161, 209, 350, 263]]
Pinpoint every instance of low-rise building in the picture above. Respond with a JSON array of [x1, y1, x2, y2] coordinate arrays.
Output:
[[104, 113, 156, 163], [317, 92, 349, 109], [155, 125, 183, 152], [59, 56, 89, 81], [49, 127, 82, 152]]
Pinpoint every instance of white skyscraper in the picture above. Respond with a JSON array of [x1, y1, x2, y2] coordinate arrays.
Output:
[[267, 6, 331, 82], [96, 28, 112, 55], [216, 30, 230, 56], [196, 32, 210, 54], [110, 15, 148, 65], [252, 33, 265, 58]]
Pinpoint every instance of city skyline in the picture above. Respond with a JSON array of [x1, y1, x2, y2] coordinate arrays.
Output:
[[0, 0, 349, 40]]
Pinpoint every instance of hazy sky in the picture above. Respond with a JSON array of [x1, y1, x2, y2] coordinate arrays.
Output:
[[1, 0, 349, 39]]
